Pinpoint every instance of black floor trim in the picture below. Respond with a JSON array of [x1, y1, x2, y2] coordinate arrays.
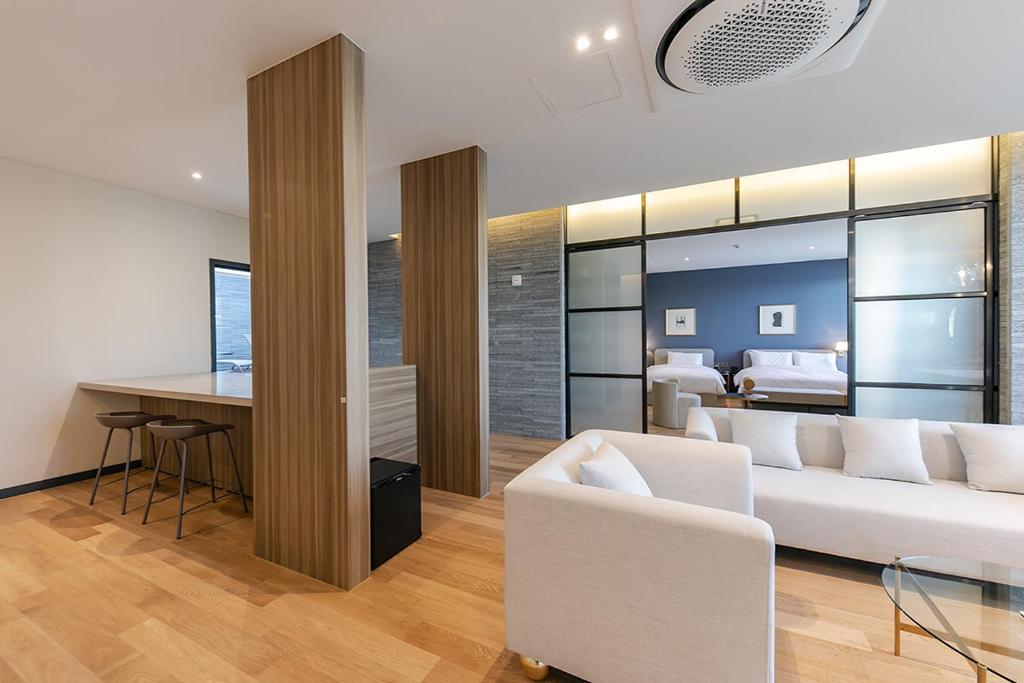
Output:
[[0, 459, 143, 501]]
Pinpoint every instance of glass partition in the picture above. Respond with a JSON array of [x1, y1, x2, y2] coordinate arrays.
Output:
[[855, 387, 984, 423], [645, 178, 735, 233], [568, 246, 642, 308], [566, 194, 642, 244], [855, 138, 991, 209], [570, 377, 644, 433], [739, 160, 848, 222]]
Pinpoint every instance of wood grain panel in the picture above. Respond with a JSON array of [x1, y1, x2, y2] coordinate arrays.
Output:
[[368, 365, 417, 464], [247, 34, 369, 589], [139, 397, 253, 493], [401, 147, 489, 497]]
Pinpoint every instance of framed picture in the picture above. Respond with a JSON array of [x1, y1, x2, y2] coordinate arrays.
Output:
[[665, 308, 696, 336], [759, 304, 796, 335]]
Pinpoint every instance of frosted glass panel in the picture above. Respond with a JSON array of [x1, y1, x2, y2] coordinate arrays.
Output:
[[854, 298, 984, 385], [570, 377, 643, 433], [567, 194, 642, 243], [855, 209, 986, 297], [569, 311, 642, 375], [739, 160, 848, 222], [855, 387, 983, 423], [569, 246, 641, 308], [856, 138, 991, 208], [646, 178, 735, 233]]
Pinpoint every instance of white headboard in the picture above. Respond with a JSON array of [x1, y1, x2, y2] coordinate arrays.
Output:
[[654, 348, 715, 368], [742, 348, 834, 368]]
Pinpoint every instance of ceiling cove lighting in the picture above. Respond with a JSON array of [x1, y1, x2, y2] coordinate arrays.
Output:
[[575, 35, 592, 52], [191, 171, 203, 180], [603, 26, 620, 41], [389, 233, 401, 240]]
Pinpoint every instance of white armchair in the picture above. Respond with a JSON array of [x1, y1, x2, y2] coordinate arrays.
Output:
[[504, 430, 775, 683]]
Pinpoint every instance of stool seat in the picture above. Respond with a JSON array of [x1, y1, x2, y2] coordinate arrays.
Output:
[[95, 411, 174, 430], [147, 419, 234, 440]]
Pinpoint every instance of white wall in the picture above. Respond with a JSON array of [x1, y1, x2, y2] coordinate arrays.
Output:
[[0, 156, 248, 490]]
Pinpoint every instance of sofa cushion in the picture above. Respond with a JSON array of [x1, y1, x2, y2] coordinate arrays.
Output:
[[838, 416, 931, 485], [753, 465, 1024, 567], [951, 423, 1024, 494], [730, 410, 802, 470], [685, 407, 718, 442], [579, 442, 654, 497]]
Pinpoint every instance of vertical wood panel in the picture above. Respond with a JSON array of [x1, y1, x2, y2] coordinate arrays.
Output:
[[247, 34, 369, 589], [401, 147, 489, 497], [139, 397, 253, 493]]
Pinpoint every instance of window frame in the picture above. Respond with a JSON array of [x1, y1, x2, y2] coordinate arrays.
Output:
[[209, 258, 252, 372]]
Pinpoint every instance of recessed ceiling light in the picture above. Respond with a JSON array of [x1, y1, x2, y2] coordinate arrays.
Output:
[[574, 35, 592, 52], [684, 257, 690, 261], [809, 245, 816, 250], [191, 171, 203, 180], [603, 26, 619, 41]]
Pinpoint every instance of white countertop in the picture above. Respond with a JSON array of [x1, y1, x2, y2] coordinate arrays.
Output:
[[79, 372, 253, 407]]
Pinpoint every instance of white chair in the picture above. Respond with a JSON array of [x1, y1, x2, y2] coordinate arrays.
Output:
[[504, 429, 775, 683], [651, 379, 701, 429]]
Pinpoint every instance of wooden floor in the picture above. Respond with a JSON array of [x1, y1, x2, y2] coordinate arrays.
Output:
[[0, 435, 988, 682]]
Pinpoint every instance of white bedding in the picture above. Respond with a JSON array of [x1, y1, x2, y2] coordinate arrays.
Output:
[[647, 364, 727, 395], [734, 366, 848, 394]]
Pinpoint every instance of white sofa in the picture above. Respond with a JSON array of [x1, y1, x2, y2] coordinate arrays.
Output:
[[504, 429, 775, 683], [695, 407, 1024, 568]]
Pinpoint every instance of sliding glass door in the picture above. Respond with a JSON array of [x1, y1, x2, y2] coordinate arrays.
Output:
[[849, 205, 994, 422]]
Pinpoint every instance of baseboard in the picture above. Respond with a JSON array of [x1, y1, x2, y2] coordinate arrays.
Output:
[[0, 459, 143, 501]]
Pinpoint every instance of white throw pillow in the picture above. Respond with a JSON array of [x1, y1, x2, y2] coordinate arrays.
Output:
[[578, 442, 653, 497], [730, 411, 802, 470], [950, 424, 1024, 494], [749, 350, 793, 367], [837, 416, 931, 485], [793, 351, 837, 370], [685, 407, 718, 442], [666, 351, 702, 367]]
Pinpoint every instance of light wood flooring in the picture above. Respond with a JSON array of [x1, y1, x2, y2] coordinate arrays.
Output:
[[0, 435, 990, 682]]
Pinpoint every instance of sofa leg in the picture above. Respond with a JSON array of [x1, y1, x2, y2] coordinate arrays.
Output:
[[518, 655, 550, 681]]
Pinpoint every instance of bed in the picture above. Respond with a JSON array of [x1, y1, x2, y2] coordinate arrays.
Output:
[[646, 348, 727, 403], [732, 349, 848, 412]]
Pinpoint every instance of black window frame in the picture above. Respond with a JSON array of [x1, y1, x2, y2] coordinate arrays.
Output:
[[209, 258, 252, 372]]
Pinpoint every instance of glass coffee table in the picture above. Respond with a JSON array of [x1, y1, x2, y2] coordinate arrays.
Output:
[[882, 556, 1024, 682]]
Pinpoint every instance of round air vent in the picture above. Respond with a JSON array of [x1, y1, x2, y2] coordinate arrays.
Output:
[[657, 0, 872, 93]]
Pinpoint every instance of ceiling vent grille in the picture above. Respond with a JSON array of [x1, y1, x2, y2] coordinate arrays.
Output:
[[658, 0, 872, 94]]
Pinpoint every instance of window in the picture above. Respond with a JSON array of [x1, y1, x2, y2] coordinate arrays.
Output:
[[210, 259, 252, 372]]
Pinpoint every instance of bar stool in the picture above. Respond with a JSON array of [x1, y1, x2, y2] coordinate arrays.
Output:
[[90, 411, 185, 514], [143, 419, 248, 539]]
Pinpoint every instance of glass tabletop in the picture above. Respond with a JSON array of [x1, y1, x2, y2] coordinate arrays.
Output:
[[882, 556, 1024, 681]]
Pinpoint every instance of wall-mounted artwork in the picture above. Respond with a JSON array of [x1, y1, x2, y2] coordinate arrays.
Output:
[[759, 304, 796, 335], [665, 308, 696, 336]]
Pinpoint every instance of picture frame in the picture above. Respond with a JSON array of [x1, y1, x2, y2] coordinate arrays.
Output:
[[665, 308, 696, 336], [759, 304, 796, 335]]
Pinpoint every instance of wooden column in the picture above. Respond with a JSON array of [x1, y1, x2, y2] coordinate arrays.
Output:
[[401, 147, 489, 497], [247, 34, 369, 589]]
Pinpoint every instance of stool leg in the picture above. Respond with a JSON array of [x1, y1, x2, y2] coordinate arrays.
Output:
[[142, 440, 168, 525], [120, 428, 134, 515], [149, 430, 160, 487], [223, 431, 248, 513], [89, 428, 114, 505], [205, 434, 217, 503], [176, 442, 190, 540], [172, 441, 189, 494]]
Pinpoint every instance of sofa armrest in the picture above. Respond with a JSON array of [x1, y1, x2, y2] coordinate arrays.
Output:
[[505, 477, 775, 683], [595, 430, 755, 515]]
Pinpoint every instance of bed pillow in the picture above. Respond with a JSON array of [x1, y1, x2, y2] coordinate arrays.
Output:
[[685, 407, 718, 442], [749, 350, 793, 367], [578, 442, 653, 497], [837, 416, 931, 485], [793, 351, 838, 370], [666, 351, 703, 367], [730, 411, 802, 470], [950, 424, 1024, 494]]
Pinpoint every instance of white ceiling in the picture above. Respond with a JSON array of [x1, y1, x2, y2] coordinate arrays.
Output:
[[1, 1, 1023, 242], [646, 220, 848, 273]]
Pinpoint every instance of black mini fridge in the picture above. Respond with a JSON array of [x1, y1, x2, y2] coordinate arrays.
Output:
[[370, 457, 422, 569]]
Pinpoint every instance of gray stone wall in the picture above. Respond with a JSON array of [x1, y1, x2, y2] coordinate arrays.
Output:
[[368, 238, 403, 368], [999, 133, 1024, 424], [488, 209, 565, 439], [213, 268, 252, 369]]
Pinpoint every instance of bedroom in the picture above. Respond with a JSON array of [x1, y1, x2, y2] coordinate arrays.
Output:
[[644, 221, 850, 431]]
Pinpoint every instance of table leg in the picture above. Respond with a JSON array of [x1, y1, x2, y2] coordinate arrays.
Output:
[[893, 558, 902, 657], [976, 663, 987, 683]]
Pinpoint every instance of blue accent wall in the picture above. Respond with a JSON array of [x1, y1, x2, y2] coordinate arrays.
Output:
[[646, 259, 848, 370]]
